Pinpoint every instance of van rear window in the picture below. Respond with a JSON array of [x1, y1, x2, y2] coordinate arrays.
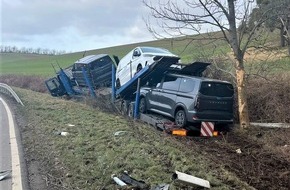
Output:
[[200, 82, 234, 97]]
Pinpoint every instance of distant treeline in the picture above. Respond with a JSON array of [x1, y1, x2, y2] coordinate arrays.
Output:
[[0, 45, 67, 55]]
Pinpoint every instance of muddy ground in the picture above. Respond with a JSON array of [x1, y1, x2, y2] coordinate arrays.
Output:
[[182, 127, 290, 189]]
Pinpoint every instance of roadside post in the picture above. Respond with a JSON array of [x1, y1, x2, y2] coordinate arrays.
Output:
[[81, 67, 96, 98], [134, 78, 141, 119]]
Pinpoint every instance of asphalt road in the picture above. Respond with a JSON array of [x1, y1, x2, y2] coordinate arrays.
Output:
[[0, 97, 23, 190]]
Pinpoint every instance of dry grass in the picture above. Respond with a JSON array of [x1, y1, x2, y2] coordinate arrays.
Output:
[[247, 74, 290, 123], [14, 87, 253, 189], [243, 47, 289, 63], [0, 74, 47, 93]]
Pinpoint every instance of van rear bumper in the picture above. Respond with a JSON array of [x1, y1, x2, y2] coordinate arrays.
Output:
[[187, 110, 233, 123]]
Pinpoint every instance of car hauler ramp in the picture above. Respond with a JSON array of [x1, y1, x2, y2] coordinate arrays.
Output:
[[169, 61, 211, 76], [115, 56, 180, 99]]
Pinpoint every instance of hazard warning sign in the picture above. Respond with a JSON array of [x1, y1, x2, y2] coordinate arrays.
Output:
[[201, 122, 214, 137]]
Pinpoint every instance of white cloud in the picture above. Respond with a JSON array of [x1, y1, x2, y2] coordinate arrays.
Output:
[[1, 0, 155, 52]]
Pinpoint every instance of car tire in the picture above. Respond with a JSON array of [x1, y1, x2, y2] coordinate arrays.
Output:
[[116, 79, 121, 89], [139, 97, 147, 113], [175, 109, 187, 127]]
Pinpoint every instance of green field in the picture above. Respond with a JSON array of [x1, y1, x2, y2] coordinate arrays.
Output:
[[1, 30, 289, 77], [0, 34, 233, 76]]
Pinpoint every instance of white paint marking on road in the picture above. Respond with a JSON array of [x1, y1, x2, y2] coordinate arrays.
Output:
[[0, 97, 23, 190]]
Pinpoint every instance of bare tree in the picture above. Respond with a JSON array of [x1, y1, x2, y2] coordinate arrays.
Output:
[[143, 0, 285, 128]]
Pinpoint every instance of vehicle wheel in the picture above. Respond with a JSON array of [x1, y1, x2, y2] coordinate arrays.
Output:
[[139, 97, 147, 113], [137, 64, 142, 73], [116, 79, 121, 89], [175, 109, 187, 127]]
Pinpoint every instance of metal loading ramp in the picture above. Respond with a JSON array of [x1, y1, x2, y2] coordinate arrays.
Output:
[[115, 56, 180, 99]]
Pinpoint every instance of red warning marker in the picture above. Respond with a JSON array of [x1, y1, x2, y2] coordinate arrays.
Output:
[[201, 122, 214, 137]]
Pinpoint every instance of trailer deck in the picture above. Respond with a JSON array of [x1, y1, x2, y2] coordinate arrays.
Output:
[[115, 56, 180, 99]]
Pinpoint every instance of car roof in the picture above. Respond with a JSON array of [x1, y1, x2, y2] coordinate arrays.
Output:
[[137, 46, 167, 49], [137, 46, 171, 52], [74, 54, 109, 64], [169, 61, 210, 76], [166, 73, 232, 84]]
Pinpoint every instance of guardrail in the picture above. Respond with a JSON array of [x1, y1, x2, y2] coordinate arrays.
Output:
[[0, 83, 24, 106]]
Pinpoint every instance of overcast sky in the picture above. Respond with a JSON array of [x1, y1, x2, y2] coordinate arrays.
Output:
[[1, 0, 155, 52]]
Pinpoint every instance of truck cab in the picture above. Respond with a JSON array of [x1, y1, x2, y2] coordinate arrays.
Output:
[[45, 76, 66, 97]]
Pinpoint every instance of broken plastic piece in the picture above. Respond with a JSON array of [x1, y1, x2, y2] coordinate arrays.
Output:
[[114, 131, 127, 136], [172, 171, 210, 188], [119, 171, 149, 189], [111, 174, 127, 187], [60, 132, 69, 136], [150, 183, 170, 190], [0, 170, 11, 181]]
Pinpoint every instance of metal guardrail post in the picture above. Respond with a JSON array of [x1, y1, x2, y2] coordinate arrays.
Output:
[[0, 83, 24, 106]]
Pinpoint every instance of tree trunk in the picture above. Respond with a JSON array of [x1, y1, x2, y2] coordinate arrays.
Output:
[[227, 0, 250, 128], [236, 68, 250, 128], [286, 6, 290, 55], [288, 38, 290, 55]]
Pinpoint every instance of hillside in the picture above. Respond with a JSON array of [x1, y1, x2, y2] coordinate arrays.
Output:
[[1, 34, 232, 76], [10, 87, 290, 189], [1, 30, 290, 76], [1, 31, 290, 189]]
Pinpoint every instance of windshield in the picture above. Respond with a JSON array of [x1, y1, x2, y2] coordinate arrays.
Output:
[[140, 47, 171, 54], [199, 82, 234, 97]]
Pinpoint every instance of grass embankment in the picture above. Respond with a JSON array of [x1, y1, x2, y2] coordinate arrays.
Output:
[[15, 88, 252, 189]]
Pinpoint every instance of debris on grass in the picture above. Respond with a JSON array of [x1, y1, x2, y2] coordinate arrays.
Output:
[[172, 170, 210, 189], [111, 174, 127, 187], [114, 131, 128, 136], [150, 183, 170, 190], [60, 132, 69, 136], [250, 122, 290, 128], [235, 148, 242, 154], [119, 171, 149, 189], [54, 131, 69, 136]]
